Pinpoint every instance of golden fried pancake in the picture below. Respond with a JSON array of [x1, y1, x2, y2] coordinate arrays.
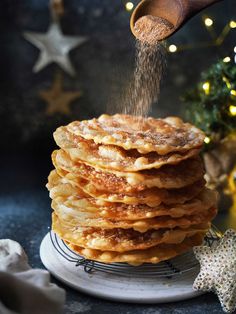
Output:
[[51, 188, 217, 220], [53, 126, 201, 171], [52, 212, 209, 252], [66, 114, 205, 154], [46, 169, 88, 200], [52, 200, 217, 232], [67, 233, 204, 265], [50, 169, 205, 207], [52, 149, 205, 190], [48, 114, 214, 265]]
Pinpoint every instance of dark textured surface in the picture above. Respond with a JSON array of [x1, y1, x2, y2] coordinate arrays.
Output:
[[0, 151, 234, 314]]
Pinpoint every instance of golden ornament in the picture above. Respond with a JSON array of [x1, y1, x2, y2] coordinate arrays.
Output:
[[39, 72, 82, 115]]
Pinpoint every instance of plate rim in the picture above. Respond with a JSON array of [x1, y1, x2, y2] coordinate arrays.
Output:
[[40, 232, 204, 304]]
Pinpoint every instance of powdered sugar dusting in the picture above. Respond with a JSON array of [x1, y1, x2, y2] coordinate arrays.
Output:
[[134, 15, 174, 45], [119, 40, 166, 117]]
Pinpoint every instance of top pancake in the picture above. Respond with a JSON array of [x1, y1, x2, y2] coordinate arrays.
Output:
[[52, 149, 205, 191], [66, 114, 205, 154], [53, 126, 201, 172]]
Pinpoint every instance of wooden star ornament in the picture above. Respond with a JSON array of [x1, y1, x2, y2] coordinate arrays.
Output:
[[39, 72, 82, 115], [193, 229, 236, 313]]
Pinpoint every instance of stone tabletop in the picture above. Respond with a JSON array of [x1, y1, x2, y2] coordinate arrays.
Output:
[[0, 150, 232, 314]]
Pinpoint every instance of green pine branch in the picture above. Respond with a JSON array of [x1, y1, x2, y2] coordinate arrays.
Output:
[[182, 60, 236, 148]]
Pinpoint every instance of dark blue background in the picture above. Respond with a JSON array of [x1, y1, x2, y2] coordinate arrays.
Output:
[[0, 0, 235, 152]]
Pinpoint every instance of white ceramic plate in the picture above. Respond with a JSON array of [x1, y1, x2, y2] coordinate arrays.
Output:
[[40, 232, 204, 303]]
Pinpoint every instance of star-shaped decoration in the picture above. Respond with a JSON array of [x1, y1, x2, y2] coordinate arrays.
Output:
[[193, 229, 236, 313], [23, 22, 88, 76], [39, 72, 82, 115]]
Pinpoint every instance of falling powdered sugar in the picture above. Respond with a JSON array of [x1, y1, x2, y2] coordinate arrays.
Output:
[[115, 15, 172, 117], [120, 40, 166, 117]]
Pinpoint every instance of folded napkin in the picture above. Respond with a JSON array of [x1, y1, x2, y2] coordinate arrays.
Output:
[[0, 239, 65, 314]]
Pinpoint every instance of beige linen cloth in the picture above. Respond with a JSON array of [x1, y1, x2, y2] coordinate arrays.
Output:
[[0, 239, 65, 314]]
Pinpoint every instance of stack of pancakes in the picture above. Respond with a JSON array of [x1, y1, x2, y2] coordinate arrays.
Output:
[[47, 114, 217, 265]]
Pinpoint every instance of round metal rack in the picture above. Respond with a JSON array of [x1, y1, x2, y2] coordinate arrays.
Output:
[[50, 226, 221, 278]]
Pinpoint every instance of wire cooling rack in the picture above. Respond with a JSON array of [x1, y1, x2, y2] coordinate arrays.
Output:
[[50, 226, 221, 278]]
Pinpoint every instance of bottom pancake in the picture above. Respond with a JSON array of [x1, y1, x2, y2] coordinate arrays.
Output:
[[67, 233, 204, 265], [52, 212, 209, 252]]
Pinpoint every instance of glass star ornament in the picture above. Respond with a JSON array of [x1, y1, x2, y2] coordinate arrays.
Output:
[[193, 229, 236, 313], [23, 22, 88, 76]]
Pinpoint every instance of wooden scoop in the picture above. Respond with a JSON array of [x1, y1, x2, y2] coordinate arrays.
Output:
[[130, 0, 223, 41]]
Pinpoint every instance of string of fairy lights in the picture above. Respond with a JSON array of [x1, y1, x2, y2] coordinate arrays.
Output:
[[167, 17, 236, 54], [124, 1, 135, 11], [122, 1, 236, 58]]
